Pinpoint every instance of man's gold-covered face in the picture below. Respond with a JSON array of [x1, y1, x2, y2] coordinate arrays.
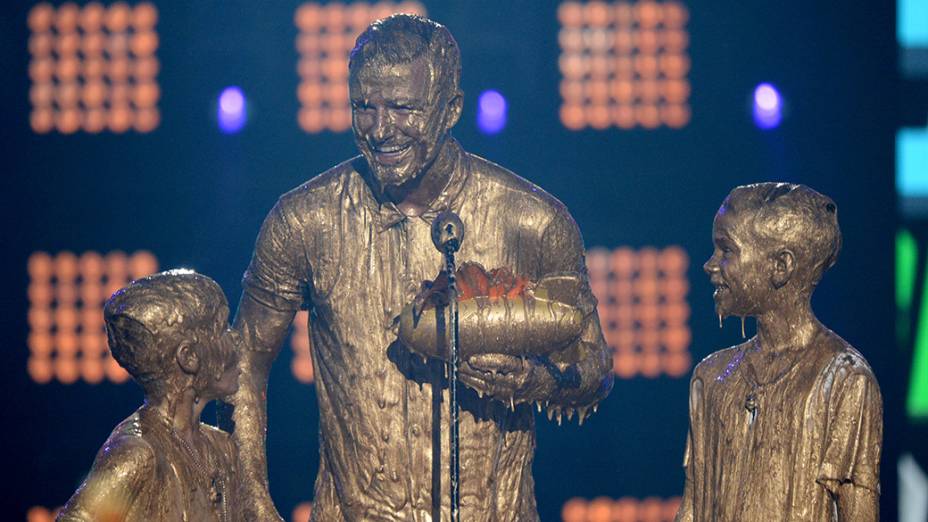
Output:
[[350, 57, 452, 188]]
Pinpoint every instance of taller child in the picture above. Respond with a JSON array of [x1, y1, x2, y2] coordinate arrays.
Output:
[[676, 183, 882, 521]]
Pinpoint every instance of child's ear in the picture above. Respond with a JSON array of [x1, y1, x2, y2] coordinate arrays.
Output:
[[176, 342, 200, 375], [770, 249, 795, 289]]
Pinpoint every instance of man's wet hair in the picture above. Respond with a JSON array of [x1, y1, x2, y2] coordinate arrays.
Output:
[[722, 182, 842, 285], [349, 13, 461, 101], [103, 269, 228, 396]]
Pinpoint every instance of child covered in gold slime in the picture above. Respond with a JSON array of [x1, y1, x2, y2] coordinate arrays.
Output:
[[675, 183, 882, 521], [58, 270, 242, 522]]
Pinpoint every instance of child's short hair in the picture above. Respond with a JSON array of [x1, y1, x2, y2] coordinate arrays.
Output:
[[103, 269, 228, 394], [723, 182, 842, 284]]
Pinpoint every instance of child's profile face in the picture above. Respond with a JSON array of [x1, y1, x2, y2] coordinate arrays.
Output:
[[211, 328, 240, 398], [703, 206, 774, 318], [201, 309, 240, 400]]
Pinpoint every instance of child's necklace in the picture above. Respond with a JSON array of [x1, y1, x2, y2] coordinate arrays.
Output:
[[741, 333, 819, 425], [170, 427, 229, 522]]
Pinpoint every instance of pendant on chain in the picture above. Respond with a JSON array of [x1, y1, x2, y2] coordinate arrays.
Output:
[[744, 393, 758, 425]]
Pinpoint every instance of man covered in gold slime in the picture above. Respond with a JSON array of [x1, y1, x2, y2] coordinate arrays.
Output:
[[230, 14, 612, 522], [58, 270, 242, 521], [675, 183, 882, 521]]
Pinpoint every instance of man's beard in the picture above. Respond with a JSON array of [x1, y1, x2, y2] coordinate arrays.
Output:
[[374, 165, 418, 188]]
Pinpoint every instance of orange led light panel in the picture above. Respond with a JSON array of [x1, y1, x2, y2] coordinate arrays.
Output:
[[26, 506, 62, 522], [290, 310, 315, 384], [558, 1, 690, 130], [562, 496, 682, 522], [291, 501, 313, 522], [587, 246, 692, 379], [28, 2, 160, 134]]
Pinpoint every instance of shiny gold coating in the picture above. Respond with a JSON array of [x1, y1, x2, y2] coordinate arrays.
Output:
[[675, 183, 882, 521], [228, 14, 612, 521], [58, 270, 242, 522], [398, 281, 585, 361]]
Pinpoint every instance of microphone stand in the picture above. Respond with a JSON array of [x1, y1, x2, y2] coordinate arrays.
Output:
[[431, 211, 464, 522]]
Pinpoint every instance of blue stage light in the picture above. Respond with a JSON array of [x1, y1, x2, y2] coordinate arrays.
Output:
[[898, 128, 928, 198], [899, 0, 928, 47], [477, 90, 507, 135], [218, 86, 247, 133], [752, 83, 782, 129]]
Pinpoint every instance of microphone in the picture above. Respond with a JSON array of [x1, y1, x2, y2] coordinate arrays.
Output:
[[431, 210, 465, 254], [430, 209, 465, 522]]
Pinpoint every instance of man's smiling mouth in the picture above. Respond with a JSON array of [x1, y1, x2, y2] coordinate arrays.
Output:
[[372, 142, 412, 164]]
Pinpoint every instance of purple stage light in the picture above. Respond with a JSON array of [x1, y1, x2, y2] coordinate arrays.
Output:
[[477, 90, 507, 135], [218, 86, 247, 133], [754, 84, 780, 110], [752, 83, 782, 129]]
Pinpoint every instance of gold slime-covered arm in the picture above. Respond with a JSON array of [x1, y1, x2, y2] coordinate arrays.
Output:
[[229, 201, 309, 522], [538, 207, 613, 411], [229, 295, 293, 522]]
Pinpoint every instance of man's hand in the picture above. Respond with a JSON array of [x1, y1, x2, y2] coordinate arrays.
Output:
[[459, 353, 556, 406]]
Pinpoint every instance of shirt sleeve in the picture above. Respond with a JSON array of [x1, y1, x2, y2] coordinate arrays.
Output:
[[817, 370, 883, 494], [683, 373, 705, 472], [674, 373, 703, 522], [242, 199, 311, 313], [539, 208, 594, 315], [539, 207, 613, 406]]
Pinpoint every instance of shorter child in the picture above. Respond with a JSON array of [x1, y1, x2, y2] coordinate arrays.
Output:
[[675, 183, 882, 521], [59, 270, 242, 522]]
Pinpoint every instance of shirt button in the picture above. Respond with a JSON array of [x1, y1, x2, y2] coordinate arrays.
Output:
[[411, 425, 421, 436]]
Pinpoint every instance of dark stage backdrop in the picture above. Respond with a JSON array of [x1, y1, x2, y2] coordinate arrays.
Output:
[[1, 1, 899, 521]]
